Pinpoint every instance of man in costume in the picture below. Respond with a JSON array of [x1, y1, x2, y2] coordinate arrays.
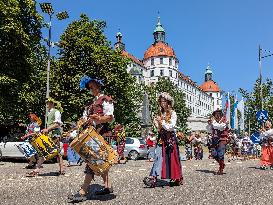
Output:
[[114, 124, 126, 164], [27, 98, 65, 176], [259, 121, 273, 170], [69, 75, 114, 202], [206, 109, 229, 175]]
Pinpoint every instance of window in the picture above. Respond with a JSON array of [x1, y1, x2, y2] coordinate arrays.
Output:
[[151, 58, 154, 66], [169, 70, 172, 77], [160, 57, 163, 64], [126, 138, 134, 144], [160, 69, 164, 76], [150, 70, 154, 77], [169, 58, 172, 66]]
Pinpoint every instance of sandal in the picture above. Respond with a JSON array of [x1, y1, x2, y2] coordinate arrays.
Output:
[[58, 170, 66, 176], [25, 165, 35, 169], [26, 170, 39, 177]]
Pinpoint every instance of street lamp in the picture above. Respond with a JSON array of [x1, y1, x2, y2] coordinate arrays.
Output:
[[40, 2, 69, 127], [258, 45, 273, 110]]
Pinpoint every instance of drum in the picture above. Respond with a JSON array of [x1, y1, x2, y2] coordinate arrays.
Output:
[[17, 142, 37, 158], [30, 134, 58, 160], [70, 126, 118, 176]]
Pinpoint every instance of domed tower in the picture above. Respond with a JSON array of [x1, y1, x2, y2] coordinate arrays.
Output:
[[143, 16, 179, 85], [200, 65, 222, 111], [114, 30, 125, 51], [114, 30, 146, 84]]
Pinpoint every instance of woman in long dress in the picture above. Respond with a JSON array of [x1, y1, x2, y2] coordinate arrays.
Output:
[[143, 92, 183, 187]]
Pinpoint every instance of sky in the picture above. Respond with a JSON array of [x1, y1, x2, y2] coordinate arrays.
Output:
[[36, 0, 273, 95]]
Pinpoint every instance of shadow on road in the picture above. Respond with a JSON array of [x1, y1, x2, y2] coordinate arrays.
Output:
[[248, 166, 261, 170], [38, 171, 60, 176], [68, 184, 116, 203], [195, 169, 216, 174], [143, 178, 170, 188]]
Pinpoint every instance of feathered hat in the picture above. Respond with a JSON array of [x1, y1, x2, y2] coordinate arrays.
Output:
[[79, 75, 104, 90], [157, 92, 174, 107]]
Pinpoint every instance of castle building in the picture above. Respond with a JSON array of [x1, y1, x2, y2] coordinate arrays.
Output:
[[114, 17, 222, 131]]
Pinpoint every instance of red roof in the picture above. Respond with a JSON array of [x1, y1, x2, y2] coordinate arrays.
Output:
[[122, 51, 144, 66], [144, 42, 176, 59], [200, 80, 220, 92], [178, 72, 198, 87]]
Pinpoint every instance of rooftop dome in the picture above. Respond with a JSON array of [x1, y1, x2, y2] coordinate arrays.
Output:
[[144, 42, 176, 60], [200, 80, 220, 92]]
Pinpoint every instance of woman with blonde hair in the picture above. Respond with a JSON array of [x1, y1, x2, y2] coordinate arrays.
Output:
[[143, 92, 183, 187]]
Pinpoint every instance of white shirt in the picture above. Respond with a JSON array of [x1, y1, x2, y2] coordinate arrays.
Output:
[[82, 94, 114, 120], [161, 111, 177, 131], [260, 128, 273, 141], [49, 108, 62, 126], [206, 120, 227, 134]]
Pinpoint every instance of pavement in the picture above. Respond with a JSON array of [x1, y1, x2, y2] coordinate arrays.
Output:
[[0, 158, 273, 205]]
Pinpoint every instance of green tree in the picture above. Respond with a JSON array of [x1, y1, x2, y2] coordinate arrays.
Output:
[[239, 78, 273, 133], [50, 14, 141, 130], [0, 0, 43, 126], [145, 78, 191, 132]]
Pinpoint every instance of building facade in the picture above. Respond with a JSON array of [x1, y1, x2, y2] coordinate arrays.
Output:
[[114, 17, 222, 131]]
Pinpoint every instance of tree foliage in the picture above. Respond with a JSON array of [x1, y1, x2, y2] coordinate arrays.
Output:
[[239, 78, 273, 133], [145, 78, 191, 132], [0, 0, 43, 126], [50, 14, 141, 130]]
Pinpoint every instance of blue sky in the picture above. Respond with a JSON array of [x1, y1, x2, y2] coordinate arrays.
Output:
[[37, 0, 273, 94]]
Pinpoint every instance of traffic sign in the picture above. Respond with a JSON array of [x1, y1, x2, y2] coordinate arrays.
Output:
[[250, 132, 260, 144], [256, 110, 268, 123]]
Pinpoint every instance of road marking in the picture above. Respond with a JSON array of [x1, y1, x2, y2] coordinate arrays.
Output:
[[125, 169, 132, 172], [64, 174, 70, 177], [226, 163, 231, 165], [236, 161, 242, 164], [7, 178, 14, 181], [114, 170, 121, 173], [21, 177, 28, 180], [139, 169, 146, 171], [182, 166, 186, 168], [209, 164, 215, 166], [193, 164, 199, 167]]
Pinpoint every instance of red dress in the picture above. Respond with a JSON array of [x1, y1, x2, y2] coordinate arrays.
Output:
[[160, 130, 182, 181]]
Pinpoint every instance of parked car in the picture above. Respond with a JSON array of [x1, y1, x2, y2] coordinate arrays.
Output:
[[0, 136, 68, 160], [112, 137, 148, 160], [0, 136, 27, 159]]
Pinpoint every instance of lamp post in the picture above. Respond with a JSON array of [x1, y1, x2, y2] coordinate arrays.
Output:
[[258, 45, 273, 110], [40, 3, 69, 127]]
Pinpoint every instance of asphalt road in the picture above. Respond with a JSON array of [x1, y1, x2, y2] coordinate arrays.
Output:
[[0, 158, 272, 205]]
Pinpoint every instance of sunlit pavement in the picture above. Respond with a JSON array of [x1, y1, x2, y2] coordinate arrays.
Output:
[[0, 158, 272, 205]]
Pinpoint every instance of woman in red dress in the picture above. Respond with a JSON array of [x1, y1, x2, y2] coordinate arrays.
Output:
[[144, 92, 183, 187]]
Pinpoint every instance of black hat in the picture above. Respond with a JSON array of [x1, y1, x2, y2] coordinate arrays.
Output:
[[212, 109, 223, 117]]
